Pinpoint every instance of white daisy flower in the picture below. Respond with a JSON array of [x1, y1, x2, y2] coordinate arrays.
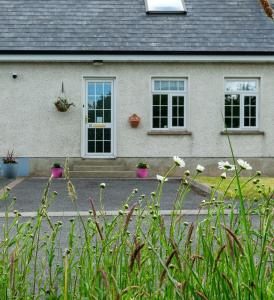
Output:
[[218, 161, 235, 171], [173, 156, 185, 168], [100, 183, 106, 189], [221, 172, 227, 179], [237, 159, 252, 170], [196, 164, 205, 173], [156, 175, 168, 183]]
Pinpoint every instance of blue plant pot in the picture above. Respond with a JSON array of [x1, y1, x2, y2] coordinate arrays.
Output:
[[3, 163, 18, 179]]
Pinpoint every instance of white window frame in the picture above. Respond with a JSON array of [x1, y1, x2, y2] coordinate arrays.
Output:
[[224, 78, 259, 130], [151, 78, 188, 131]]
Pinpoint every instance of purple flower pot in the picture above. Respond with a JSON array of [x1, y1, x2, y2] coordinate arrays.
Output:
[[51, 167, 63, 178], [137, 168, 149, 178]]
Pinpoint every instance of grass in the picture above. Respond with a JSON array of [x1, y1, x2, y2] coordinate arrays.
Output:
[[0, 157, 273, 299], [197, 176, 274, 199]]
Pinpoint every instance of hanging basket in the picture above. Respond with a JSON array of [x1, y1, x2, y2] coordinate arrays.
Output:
[[129, 114, 141, 128], [54, 82, 75, 112]]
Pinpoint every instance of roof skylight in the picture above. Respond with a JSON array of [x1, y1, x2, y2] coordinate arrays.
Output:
[[145, 0, 186, 14]]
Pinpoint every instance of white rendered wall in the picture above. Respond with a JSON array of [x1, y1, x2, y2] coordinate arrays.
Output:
[[0, 62, 273, 158]]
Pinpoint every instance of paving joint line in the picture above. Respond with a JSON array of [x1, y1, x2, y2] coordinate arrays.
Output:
[[0, 209, 239, 218], [0, 177, 25, 196]]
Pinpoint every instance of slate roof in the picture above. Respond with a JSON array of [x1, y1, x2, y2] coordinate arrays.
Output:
[[0, 0, 274, 53]]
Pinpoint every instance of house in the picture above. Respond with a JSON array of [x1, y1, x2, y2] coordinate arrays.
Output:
[[0, 0, 274, 177]]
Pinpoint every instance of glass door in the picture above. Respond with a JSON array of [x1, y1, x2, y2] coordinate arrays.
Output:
[[85, 80, 114, 157]]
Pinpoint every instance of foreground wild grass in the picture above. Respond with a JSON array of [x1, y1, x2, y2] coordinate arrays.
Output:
[[197, 176, 274, 199], [0, 158, 273, 299]]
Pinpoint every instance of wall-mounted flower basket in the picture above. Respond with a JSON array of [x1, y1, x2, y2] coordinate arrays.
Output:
[[54, 82, 75, 112], [129, 114, 141, 128]]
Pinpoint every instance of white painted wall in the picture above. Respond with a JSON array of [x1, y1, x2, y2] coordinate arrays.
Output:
[[0, 62, 273, 158]]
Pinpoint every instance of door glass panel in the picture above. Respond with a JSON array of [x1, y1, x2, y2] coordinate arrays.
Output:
[[104, 110, 111, 123], [96, 141, 103, 153], [88, 141, 95, 153], [104, 128, 111, 140], [87, 81, 113, 155]]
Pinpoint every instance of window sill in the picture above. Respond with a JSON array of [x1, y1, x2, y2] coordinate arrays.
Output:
[[220, 130, 265, 136], [147, 130, 192, 136]]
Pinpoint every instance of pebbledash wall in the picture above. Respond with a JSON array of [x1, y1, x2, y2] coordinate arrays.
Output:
[[0, 61, 274, 176]]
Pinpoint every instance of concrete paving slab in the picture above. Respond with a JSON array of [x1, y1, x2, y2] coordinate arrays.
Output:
[[0, 178, 206, 212], [0, 178, 13, 189]]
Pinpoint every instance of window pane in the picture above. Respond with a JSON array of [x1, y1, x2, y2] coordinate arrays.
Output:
[[170, 81, 178, 90], [233, 106, 240, 116], [161, 118, 168, 128], [95, 83, 103, 95], [104, 141, 111, 153], [250, 97, 256, 105], [104, 95, 111, 109], [96, 129, 103, 141], [88, 96, 96, 109], [225, 80, 257, 92], [154, 81, 161, 91], [104, 128, 111, 140], [161, 106, 168, 117], [153, 94, 160, 105], [161, 94, 168, 106], [104, 110, 111, 123], [172, 118, 178, 126], [179, 107, 184, 116], [178, 81, 184, 91], [225, 118, 232, 128], [88, 110, 95, 123], [225, 106, 231, 116], [251, 106, 256, 117], [161, 81, 169, 90], [146, 0, 185, 12], [178, 118, 184, 126], [250, 118, 256, 127], [88, 141, 95, 153], [96, 141, 103, 153], [153, 106, 160, 117], [172, 97, 178, 106], [153, 118, 160, 128], [178, 96, 184, 105], [88, 128, 95, 140], [88, 83, 95, 95], [104, 83, 111, 95], [172, 106, 178, 117], [232, 118, 240, 128]]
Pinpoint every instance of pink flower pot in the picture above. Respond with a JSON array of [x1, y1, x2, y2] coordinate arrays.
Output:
[[137, 168, 149, 178], [51, 167, 63, 178]]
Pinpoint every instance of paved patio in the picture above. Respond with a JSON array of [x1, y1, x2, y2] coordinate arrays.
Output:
[[0, 177, 205, 212]]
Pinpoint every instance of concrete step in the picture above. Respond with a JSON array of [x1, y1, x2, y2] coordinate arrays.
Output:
[[75, 159, 124, 166], [72, 165, 127, 172], [69, 170, 137, 178]]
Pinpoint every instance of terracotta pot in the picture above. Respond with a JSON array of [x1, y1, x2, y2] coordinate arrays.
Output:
[[129, 114, 141, 128], [136, 168, 149, 178]]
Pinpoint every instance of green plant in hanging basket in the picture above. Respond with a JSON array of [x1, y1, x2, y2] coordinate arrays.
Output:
[[55, 95, 75, 112]]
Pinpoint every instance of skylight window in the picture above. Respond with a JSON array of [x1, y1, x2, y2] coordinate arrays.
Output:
[[145, 0, 186, 14]]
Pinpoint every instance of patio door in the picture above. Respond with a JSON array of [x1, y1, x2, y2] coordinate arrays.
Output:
[[84, 79, 114, 157]]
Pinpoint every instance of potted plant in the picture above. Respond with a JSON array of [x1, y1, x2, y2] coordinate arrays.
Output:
[[136, 162, 149, 178], [2, 150, 18, 179], [51, 163, 63, 178], [55, 95, 75, 112], [54, 82, 75, 112], [129, 114, 141, 128]]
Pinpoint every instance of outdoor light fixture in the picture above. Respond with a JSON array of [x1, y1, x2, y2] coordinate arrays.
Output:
[[93, 60, 104, 66], [12, 72, 18, 79]]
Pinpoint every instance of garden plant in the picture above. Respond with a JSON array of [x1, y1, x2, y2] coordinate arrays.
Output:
[[0, 147, 273, 299]]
